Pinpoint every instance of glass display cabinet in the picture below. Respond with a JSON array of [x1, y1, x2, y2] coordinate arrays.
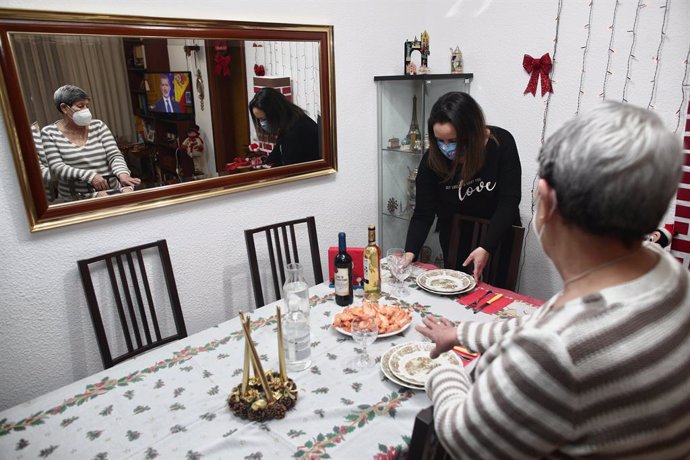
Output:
[[374, 73, 473, 266]]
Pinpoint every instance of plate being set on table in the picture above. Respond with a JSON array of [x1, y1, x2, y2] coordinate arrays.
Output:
[[380, 343, 425, 390], [334, 320, 411, 338], [416, 269, 475, 295], [388, 341, 460, 387]]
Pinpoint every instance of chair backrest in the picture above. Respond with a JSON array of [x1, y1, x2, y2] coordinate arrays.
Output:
[[446, 214, 525, 291], [244, 216, 323, 308], [77, 239, 187, 369], [409, 406, 453, 460]]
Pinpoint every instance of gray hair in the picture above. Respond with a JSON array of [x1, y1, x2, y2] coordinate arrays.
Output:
[[538, 101, 682, 243], [53, 85, 89, 113]]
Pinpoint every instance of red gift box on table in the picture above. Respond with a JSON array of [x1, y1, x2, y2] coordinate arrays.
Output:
[[328, 246, 364, 286]]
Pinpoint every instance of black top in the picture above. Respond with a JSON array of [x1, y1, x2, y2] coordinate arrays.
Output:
[[404, 126, 521, 267], [267, 114, 320, 166]]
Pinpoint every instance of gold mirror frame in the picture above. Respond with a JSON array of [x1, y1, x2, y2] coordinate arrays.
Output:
[[0, 9, 336, 231]]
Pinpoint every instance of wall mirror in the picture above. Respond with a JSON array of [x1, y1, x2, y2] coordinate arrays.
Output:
[[0, 9, 336, 231]]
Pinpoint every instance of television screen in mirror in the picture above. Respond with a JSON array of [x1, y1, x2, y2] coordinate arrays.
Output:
[[0, 10, 337, 231]]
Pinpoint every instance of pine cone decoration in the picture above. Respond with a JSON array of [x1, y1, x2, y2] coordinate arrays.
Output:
[[267, 402, 288, 419]]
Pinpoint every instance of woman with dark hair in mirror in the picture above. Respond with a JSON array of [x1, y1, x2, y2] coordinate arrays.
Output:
[[403, 92, 521, 285], [40, 84, 140, 201], [249, 87, 320, 167]]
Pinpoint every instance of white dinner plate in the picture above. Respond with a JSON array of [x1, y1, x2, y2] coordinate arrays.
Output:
[[380, 344, 425, 390], [334, 320, 411, 338], [416, 269, 476, 295], [388, 341, 460, 387]]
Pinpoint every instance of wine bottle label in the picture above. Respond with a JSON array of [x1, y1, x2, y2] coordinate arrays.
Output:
[[363, 259, 380, 289], [334, 268, 350, 295]]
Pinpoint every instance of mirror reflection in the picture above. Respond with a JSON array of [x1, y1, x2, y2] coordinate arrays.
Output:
[[11, 33, 323, 204]]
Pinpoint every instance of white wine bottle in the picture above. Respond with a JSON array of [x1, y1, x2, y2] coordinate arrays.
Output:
[[363, 225, 381, 300]]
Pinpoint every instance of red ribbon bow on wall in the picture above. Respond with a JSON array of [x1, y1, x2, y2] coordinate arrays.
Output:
[[214, 52, 232, 76], [523, 53, 553, 97]]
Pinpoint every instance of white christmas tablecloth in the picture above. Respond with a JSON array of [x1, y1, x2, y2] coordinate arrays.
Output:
[[0, 273, 540, 460]]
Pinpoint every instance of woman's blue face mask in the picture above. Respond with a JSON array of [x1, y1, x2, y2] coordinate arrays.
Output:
[[437, 140, 457, 160], [259, 119, 271, 132]]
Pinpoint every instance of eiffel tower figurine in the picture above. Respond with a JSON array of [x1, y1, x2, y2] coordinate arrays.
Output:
[[406, 95, 421, 152]]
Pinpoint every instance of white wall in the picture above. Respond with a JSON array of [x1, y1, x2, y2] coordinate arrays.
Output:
[[0, 0, 688, 410]]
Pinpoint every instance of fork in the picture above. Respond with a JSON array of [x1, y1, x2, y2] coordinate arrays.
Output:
[[465, 290, 493, 310]]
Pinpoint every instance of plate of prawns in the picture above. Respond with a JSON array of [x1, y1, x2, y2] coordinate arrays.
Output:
[[332, 299, 413, 338]]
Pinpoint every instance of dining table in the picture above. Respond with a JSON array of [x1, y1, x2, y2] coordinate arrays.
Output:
[[0, 265, 543, 460]]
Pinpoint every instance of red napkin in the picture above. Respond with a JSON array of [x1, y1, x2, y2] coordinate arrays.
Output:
[[457, 288, 490, 306], [478, 295, 512, 314], [456, 288, 514, 315]]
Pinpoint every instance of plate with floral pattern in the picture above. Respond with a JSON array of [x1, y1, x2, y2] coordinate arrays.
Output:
[[416, 269, 475, 295], [388, 341, 460, 387], [380, 343, 425, 390]]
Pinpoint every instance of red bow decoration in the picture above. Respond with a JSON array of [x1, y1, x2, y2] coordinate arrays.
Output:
[[523, 53, 553, 97], [253, 64, 265, 76], [214, 52, 232, 76]]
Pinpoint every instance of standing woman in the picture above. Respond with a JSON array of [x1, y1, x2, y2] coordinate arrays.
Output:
[[249, 87, 320, 166], [404, 92, 521, 284], [41, 85, 140, 200]]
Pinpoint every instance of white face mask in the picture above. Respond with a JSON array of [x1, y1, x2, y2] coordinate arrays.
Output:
[[71, 107, 92, 127]]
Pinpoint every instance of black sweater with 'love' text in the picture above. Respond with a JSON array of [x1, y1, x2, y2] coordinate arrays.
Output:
[[404, 126, 521, 267]]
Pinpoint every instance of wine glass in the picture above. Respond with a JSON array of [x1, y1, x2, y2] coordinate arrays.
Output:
[[386, 248, 411, 298], [351, 314, 378, 368]]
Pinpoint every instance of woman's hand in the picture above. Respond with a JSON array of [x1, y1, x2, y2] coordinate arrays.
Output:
[[415, 316, 458, 359], [401, 252, 416, 268], [463, 247, 489, 283], [118, 174, 141, 187], [91, 174, 108, 191]]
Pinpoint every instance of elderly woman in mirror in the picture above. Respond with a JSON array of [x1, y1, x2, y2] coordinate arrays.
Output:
[[416, 101, 690, 458], [40, 85, 141, 201], [249, 87, 320, 167]]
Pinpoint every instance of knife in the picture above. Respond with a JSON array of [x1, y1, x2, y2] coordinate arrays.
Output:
[[465, 289, 493, 310], [474, 293, 504, 314]]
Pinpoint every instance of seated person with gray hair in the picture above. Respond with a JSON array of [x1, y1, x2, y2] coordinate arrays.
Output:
[[41, 84, 140, 200], [416, 101, 690, 458]]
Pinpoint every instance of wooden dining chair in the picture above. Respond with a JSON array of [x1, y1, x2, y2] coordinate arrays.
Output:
[[244, 216, 323, 308], [408, 406, 453, 459], [77, 239, 187, 369], [446, 214, 525, 291]]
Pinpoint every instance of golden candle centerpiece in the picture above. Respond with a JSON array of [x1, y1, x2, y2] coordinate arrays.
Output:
[[227, 307, 298, 421]]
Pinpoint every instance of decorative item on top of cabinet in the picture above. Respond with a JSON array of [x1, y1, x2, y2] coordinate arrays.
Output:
[[374, 73, 473, 263], [450, 46, 464, 74], [404, 31, 430, 76]]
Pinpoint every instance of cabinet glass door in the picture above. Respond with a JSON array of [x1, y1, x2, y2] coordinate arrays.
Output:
[[376, 74, 472, 267]]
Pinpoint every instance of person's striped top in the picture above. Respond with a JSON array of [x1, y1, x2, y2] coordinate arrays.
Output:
[[41, 119, 130, 200], [426, 243, 690, 459]]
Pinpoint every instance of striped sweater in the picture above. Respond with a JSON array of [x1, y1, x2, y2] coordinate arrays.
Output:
[[41, 120, 130, 199], [426, 243, 690, 459]]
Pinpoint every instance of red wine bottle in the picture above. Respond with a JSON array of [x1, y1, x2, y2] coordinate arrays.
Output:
[[334, 232, 353, 306]]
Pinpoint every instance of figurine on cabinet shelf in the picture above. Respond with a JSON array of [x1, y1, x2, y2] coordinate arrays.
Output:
[[450, 46, 464, 74], [404, 31, 430, 76], [387, 137, 401, 149], [181, 124, 205, 176], [387, 197, 399, 215]]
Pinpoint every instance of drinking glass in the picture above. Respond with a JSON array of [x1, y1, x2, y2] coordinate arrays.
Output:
[[386, 247, 410, 297], [351, 314, 378, 368]]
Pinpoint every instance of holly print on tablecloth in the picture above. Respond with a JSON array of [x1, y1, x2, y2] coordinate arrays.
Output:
[[374, 436, 411, 460], [293, 390, 415, 459]]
